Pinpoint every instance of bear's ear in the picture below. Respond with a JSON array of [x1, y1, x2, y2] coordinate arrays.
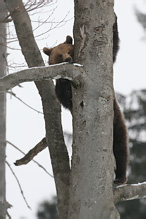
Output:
[[65, 35, 73, 44], [43, 47, 53, 56]]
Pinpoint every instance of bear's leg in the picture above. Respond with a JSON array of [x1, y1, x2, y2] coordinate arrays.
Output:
[[113, 98, 129, 184], [113, 14, 119, 63], [55, 79, 72, 111]]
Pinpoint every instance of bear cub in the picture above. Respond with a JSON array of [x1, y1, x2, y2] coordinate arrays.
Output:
[[43, 18, 128, 185]]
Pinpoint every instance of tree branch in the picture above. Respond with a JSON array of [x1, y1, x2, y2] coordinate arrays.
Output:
[[6, 161, 31, 209], [0, 63, 82, 92], [7, 91, 43, 114], [14, 137, 47, 166], [7, 140, 53, 178], [114, 182, 146, 203], [6, 0, 72, 217]]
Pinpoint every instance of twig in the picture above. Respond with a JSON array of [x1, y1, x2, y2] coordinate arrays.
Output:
[[34, 11, 71, 38], [32, 7, 56, 32], [6, 210, 11, 219], [7, 91, 43, 114], [7, 140, 54, 178], [6, 161, 31, 209]]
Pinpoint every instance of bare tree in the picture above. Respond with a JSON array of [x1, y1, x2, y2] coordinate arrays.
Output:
[[68, 0, 118, 218], [5, 1, 70, 219], [1, 0, 146, 218], [0, 1, 7, 218]]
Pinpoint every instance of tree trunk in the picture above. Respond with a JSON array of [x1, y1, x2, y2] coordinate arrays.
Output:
[[68, 0, 120, 218], [0, 1, 7, 218], [5, 1, 70, 218]]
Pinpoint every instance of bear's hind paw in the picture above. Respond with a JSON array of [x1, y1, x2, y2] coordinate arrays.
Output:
[[114, 177, 127, 185]]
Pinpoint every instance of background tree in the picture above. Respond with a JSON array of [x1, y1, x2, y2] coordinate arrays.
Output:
[[1, 0, 73, 218], [0, 1, 7, 218], [116, 90, 146, 218], [5, 0, 70, 219], [37, 196, 58, 219]]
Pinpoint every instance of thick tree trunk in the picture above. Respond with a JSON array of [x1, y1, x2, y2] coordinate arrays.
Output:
[[0, 1, 7, 218], [5, 1, 70, 218], [68, 0, 120, 218]]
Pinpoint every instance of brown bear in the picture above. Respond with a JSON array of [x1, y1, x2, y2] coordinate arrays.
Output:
[[43, 36, 74, 111], [43, 20, 128, 185]]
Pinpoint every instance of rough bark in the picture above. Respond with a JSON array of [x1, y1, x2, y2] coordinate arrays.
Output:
[[0, 1, 7, 218], [5, 1, 70, 218], [114, 182, 146, 204], [68, 0, 119, 218], [0, 63, 82, 92]]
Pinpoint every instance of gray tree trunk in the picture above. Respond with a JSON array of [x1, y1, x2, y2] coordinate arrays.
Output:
[[5, 1, 70, 218], [0, 1, 7, 218], [68, 0, 120, 218], [4, 0, 121, 218]]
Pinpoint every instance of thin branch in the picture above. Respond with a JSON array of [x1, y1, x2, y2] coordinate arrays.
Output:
[[27, 1, 57, 16], [34, 11, 71, 39], [32, 7, 56, 32], [6, 160, 31, 209], [31, 17, 73, 24], [114, 182, 146, 203], [7, 91, 43, 114], [0, 63, 82, 92], [25, 2, 46, 13], [7, 140, 54, 178], [0, 1, 53, 23]]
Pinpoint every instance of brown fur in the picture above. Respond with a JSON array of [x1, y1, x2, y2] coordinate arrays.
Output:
[[113, 98, 128, 184], [43, 36, 74, 111], [43, 23, 129, 184]]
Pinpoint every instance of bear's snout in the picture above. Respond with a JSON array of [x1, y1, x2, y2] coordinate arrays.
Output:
[[65, 57, 72, 63]]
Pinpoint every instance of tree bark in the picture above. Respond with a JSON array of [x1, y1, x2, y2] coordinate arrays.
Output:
[[68, 0, 120, 218], [5, 1, 70, 218], [114, 182, 146, 204], [0, 1, 7, 218], [0, 63, 82, 92]]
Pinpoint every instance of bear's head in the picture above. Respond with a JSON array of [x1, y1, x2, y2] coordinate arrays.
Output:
[[43, 35, 74, 65]]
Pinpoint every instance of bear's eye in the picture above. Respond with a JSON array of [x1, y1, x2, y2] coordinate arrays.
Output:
[[68, 51, 71, 55], [58, 54, 62, 58]]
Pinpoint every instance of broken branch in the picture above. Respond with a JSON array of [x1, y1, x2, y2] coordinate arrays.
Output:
[[7, 140, 53, 178], [14, 137, 47, 166]]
